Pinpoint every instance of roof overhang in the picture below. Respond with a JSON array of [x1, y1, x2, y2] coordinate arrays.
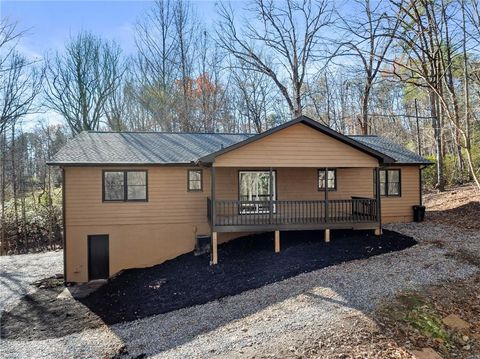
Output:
[[198, 116, 395, 165], [46, 162, 202, 167], [383, 162, 434, 167]]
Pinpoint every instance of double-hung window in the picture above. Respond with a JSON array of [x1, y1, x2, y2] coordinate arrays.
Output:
[[375, 169, 401, 197], [103, 170, 148, 202], [238, 170, 276, 214], [318, 169, 336, 191], [188, 169, 203, 191]]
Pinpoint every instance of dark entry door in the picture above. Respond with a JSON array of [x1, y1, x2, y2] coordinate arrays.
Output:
[[88, 235, 109, 281]]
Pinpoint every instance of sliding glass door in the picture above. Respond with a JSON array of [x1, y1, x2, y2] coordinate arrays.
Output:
[[239, 171, 276, 214]]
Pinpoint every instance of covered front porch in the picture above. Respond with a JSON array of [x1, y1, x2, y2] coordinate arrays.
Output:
[[207, 166, 382, 264]]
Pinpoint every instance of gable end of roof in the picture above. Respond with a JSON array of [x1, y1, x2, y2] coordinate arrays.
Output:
[[198, 116, 395, 164]]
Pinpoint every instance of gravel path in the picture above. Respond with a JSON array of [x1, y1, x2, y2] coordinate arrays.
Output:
[[0, 251, 63, 311], [80, 229, 415, 325], [1, 223, 479, 359]]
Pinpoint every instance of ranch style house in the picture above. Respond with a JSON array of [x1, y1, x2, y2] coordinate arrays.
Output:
[[48, 116, 431, 283]]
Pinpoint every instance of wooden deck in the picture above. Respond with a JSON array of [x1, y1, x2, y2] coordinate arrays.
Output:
[[208, 198, 380, 232]]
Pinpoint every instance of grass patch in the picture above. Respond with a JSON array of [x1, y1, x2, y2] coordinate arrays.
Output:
[[405, 307, 450, 342], [381, 292, 452, 345]]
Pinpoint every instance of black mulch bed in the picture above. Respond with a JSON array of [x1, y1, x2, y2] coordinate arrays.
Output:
[[80, 229, 416, 325]]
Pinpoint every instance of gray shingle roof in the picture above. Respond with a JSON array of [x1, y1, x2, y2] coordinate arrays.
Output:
[[350, 135, 431, 165], [48, 130, 431, 166], [49, 131, 253, 165]]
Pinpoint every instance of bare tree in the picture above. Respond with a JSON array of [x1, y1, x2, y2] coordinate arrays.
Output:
[[217, 0, 333, 118], [387, 0, 480, 190], [0, 20, 42, 136], [337, 0, 403, 134], [173, 0, 197, 131], [44, 32, 125, 135], [0, 20, 42, 254], [193, 29, 230, 132], [232, 61, 277, 133], [104, 62, 136, 131], [438, 0, 466, 181], [134, 0, 177, 130], [461, 0, 479, 189], [386, 0, 446, 190]]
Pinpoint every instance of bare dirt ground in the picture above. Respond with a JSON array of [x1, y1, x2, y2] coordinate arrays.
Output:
[[424, 183, 480, 231]]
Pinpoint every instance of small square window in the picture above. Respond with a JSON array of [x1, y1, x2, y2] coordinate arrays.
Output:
[[318, 169, 336, 191], [188, 169, 203, 192]]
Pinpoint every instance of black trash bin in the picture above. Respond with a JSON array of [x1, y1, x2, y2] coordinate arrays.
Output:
[[413, 205, 426, 222]]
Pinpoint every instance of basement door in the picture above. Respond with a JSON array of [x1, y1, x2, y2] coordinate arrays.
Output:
[[88, 234, 109, 281]]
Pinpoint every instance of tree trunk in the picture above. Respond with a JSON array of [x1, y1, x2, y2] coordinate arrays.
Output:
[[430, 91, 445, 191], [293, 77, 302, 118], [360, 82, 371, 135], [461, 0, 476, 187], [0, 132, 5, 256], [11, 125, 19, 230]]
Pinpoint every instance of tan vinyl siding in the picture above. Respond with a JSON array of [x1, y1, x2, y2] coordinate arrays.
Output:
[[214, 123, 379, 168], [381, 166, 420, 223], [63, 163, 420, 282], [65, 166, 212, 282], [215, 167, 374, 200], [66, 167, 211, 226]]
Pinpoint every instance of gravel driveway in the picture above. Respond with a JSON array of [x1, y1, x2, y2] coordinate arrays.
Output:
[[0, 251, 63, 312], [1, 223, 479, 359]]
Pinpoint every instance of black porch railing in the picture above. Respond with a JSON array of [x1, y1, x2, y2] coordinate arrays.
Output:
[[207, 198, 378, 228]]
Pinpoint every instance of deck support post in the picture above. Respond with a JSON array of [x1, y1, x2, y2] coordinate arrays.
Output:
[[274, 230, 280, 253], [324, 229, 330, 243], [211, 231, 218, 265], [374, 228, 382, 236]]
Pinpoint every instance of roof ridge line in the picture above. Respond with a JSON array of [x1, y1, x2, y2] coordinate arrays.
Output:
[[349, 135, 378, 137], [85, 130, 254, 135]]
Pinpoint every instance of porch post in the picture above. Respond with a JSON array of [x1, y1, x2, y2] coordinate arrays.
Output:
[[211, 166, 218, 264], [375, 167, 382, 236], [269, 167, 273, 224], [324, 167, 329, 221], [211, 166, 216, 228], [324, 167, 330, 242]]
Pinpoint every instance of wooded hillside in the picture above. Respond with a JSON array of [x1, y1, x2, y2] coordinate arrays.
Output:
[[1, 0, 479, 254]]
